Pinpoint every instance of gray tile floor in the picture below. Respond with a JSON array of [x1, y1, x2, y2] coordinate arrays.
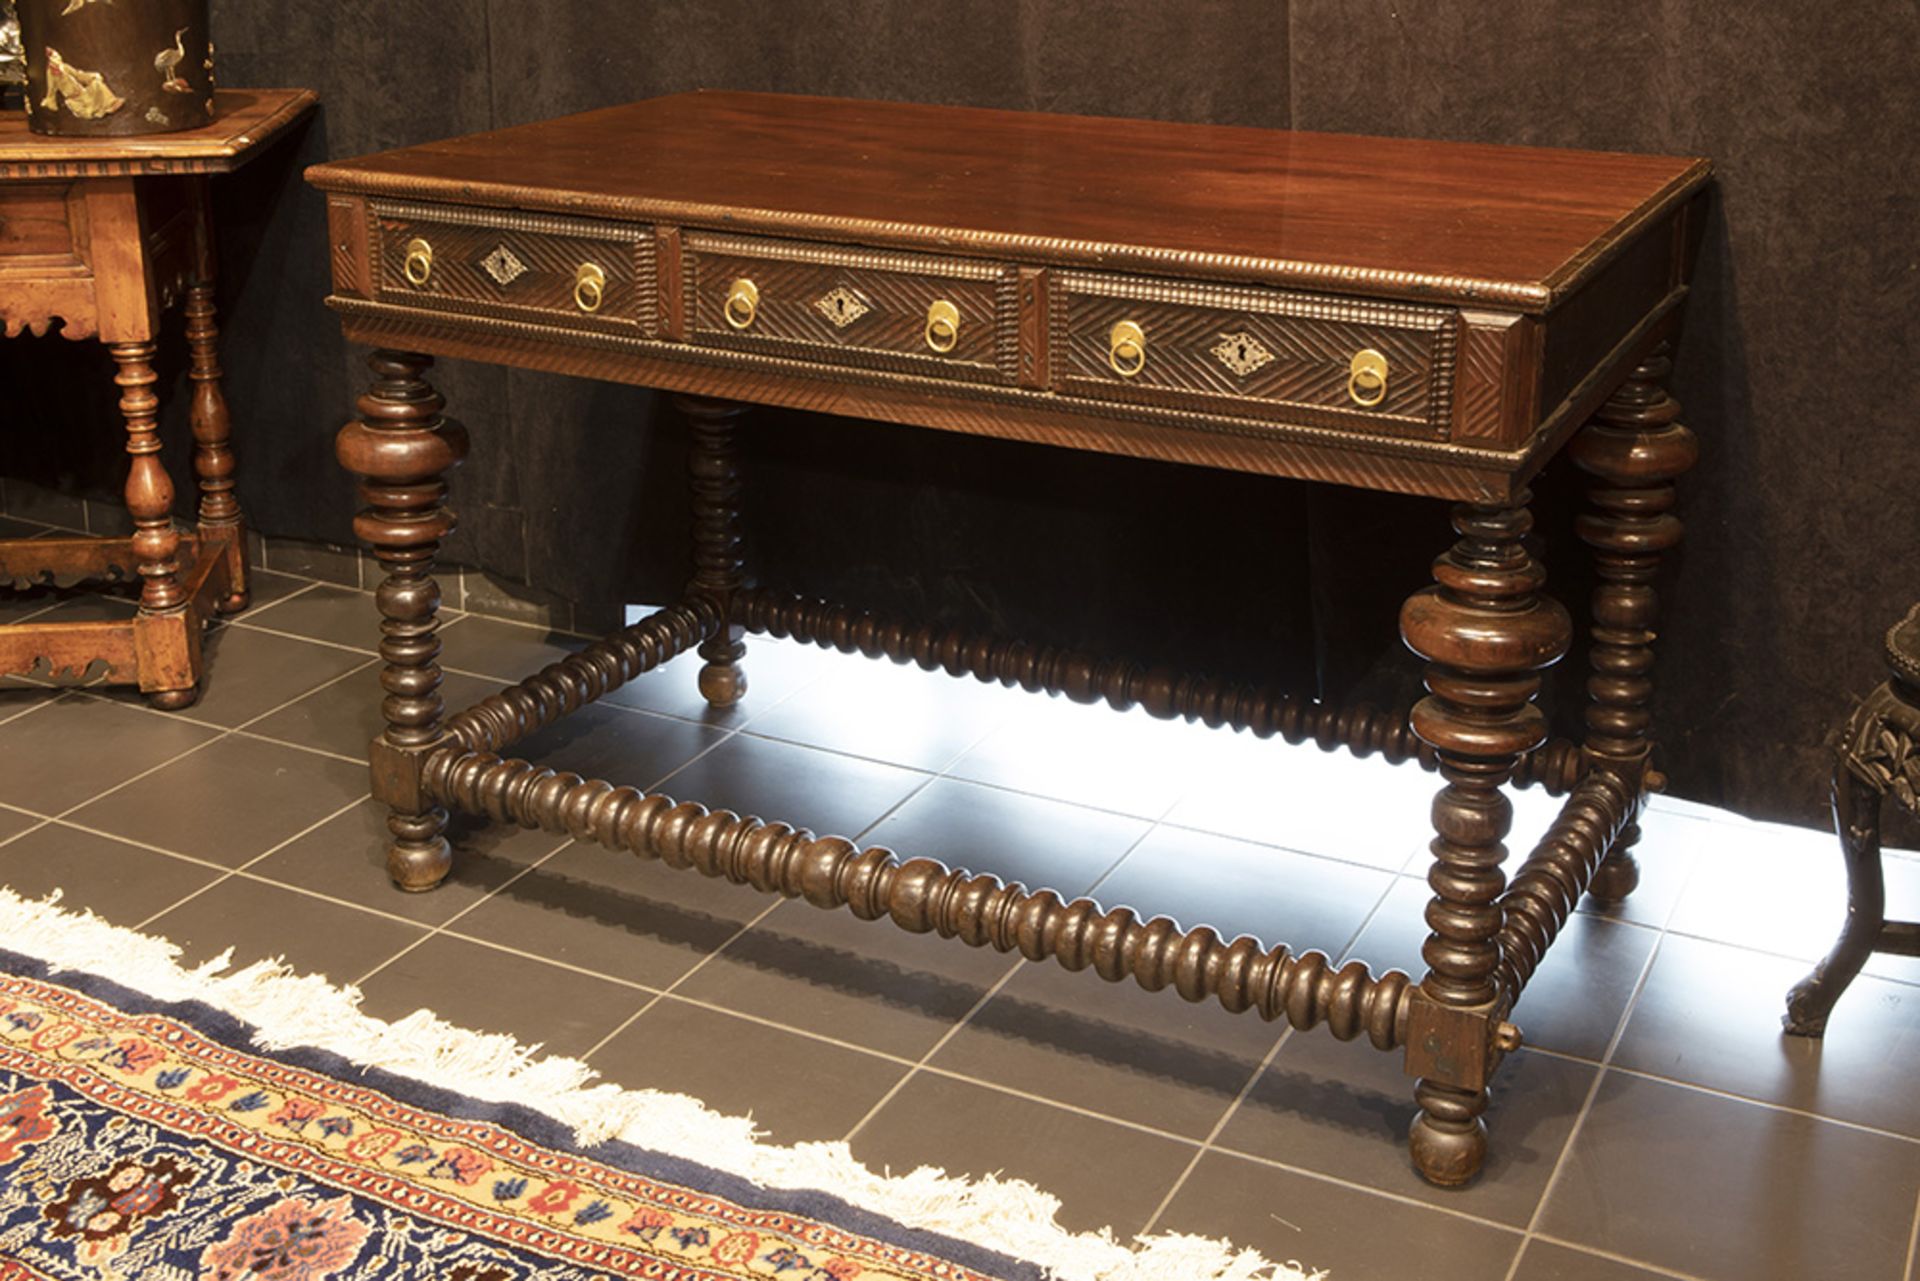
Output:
[[3, 529, 1918, 1281]]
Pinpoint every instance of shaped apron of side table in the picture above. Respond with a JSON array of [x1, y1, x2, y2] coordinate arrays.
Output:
[[308, 92, 1711, 1188]]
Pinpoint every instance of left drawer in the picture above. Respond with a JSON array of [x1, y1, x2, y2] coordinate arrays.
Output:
[[370, 200, 656, 334]]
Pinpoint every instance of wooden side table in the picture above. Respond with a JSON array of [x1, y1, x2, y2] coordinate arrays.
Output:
[[0, 88, 314, 707], [1784, 603, 1920, 1036]]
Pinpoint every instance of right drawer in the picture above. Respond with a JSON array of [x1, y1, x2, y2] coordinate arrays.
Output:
[[1055, 272, 1458, 440]]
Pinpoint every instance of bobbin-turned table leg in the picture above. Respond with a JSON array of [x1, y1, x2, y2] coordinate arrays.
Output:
[[336, 350, 468, 891], [1570, 346, 1699, 904], [1400, 495, 1570, 1186], [678, 395, 749, 708]]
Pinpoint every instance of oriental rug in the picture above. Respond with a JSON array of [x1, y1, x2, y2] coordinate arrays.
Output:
[[0, 891, 1317, 1281]]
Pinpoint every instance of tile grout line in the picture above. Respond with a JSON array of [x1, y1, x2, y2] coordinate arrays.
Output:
[[1904, 1185, 1920, 1281], [1194, 1133, 1533, 1235], [53, 814, 338, 879], [640, 985, 925, 1072], [1137, 859, 1410, 1237], [1135, 1022, 1295, 1237], [131, 793, 373, 939], [353, 890, 678, 998], [706, 760, 983, 1129], [835, 953, 1027, 1145], [567, 703, 991, 1072], [0, 687, 65, 726], [1593, 1062, 1920, 1147], [574, 896, 788, 1063], [0, 816, 51, 851], [58, 648, 378, 741], [43, 711, 233, 822], [1523, 1233, 1718, 1281], [350, 689, 772, 998], [41, 617, 410, 821], [347, 840, 582, 989], [223, 615, 409, 658], [838, 772, 1173, 1145], [1500, 923, 1671, 1281], [225, 727, 374, 768], [228, 658, 382, 733]]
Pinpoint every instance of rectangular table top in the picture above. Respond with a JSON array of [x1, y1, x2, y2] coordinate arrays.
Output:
[[309, 90, 1706, 313], [0, 88, 316, 177]]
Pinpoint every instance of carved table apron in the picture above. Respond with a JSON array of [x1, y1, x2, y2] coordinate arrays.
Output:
[[0, 89, 315, 706], [309, 92, 1710, 1188]]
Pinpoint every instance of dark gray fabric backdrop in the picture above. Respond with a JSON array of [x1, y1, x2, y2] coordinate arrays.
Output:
[[6, 2, 1915, 828]]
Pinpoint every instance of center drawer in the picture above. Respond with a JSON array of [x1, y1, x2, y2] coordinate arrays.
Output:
[[1055, 272, 1458, 440], [683, 232, 1019, 384]]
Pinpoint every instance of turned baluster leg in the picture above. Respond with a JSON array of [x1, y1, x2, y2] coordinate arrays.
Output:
[[1571, 346, 1699, 904], [678, 394, 749, 707], [113, 339, 199, 710], [1400, 495, 1570, 1186], [185, 177, 247, 613], [336, 351, 468, 891]]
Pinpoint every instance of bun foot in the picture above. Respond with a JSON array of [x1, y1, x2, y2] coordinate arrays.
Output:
[[216, 590, 250, 614], [1587, 850, 1641, 905], [387, 837, 451, 892], [698, 661, 747, 709], [1409, 1108, 1488, 1188], [148, 686, 198, 710]]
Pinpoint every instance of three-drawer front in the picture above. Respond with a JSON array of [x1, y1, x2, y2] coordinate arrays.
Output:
[[371, 200, 656, 334], [683, 232, 1019, 384], [1054, 272, 1458, 440]]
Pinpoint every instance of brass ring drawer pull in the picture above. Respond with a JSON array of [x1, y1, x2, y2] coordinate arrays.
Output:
[[925, 299, 960, 354], [1109, 320, 1146, 377], [403, 237, 433, 287], [574, 262, 606, 313], [1348, 348, 1389, 407], [725, 277, 759, 330]]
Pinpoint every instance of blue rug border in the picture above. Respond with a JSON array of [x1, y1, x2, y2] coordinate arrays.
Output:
[[0, 945, 1045, 1281]]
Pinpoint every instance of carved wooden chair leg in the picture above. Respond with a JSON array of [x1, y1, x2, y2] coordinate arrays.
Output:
[[112, 340, 195, 710], [1400, 495, 1570, 1186], [1570, 346, 1698, 904], [678, 394, 749, 707], [336, 350, 469, 891], [1785, 603, 1920, 1035], [185, 177, 247, 614], [1784, 767, 1885, 1036]]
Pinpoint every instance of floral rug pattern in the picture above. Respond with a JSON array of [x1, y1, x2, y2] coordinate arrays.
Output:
[[0, 972, 1001, 1280]]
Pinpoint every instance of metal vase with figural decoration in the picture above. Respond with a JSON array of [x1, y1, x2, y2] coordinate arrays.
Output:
[[16, 0, 211, 136]]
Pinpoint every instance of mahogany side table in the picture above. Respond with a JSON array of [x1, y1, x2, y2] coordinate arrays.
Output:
[[310, 93, 1710, 1187], [0, 88, 314, 707]]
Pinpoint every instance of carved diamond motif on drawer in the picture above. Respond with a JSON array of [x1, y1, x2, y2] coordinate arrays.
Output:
[[1211, 330, 1275, 377], [480, 245, 528, 286], [814, 286, 870, 328]]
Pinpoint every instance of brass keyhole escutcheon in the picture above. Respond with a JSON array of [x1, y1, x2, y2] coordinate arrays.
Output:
[[574, 262, 606, 313], [403, 237, 433, 287], [1109, 320, 1146, 377], [925, 299, 960, 354], [725, 277, 760, 330], [1349, 348, 1389, 407]]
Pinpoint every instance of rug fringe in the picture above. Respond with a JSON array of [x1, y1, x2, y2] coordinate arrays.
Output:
[[0, 889, 1325, 1281]]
